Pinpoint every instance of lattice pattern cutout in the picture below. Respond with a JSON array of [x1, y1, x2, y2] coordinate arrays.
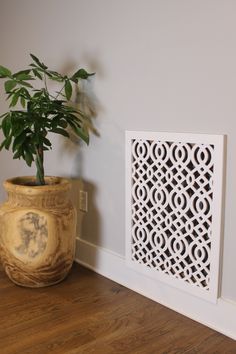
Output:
[[126, 132, 224, 301]]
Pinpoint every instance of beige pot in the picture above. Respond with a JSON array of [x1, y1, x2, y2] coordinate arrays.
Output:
[[0, 176, 76, 287]]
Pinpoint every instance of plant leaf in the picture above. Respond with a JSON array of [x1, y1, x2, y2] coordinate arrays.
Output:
[[20, 96, 26, 108], [68, 121, 89, 144], [4, 135, 12, 150], [71, 68, 95, 81], [13, 150, 22, 159], [0, 139, 6, 151], [18, 81, 33, 88], [43, 137, 52, 147], [0, 112, 8, 119], [30, 54, 48, 70], [2, 115, 11, 137], [24, 150, 33, 167], [4, 80, 17, 92], [10, 93, 19, 107], [32, 69, 43, 80], [48, 70, 64, 82], [19, 87, 31, 99], [12, 132, 27, 151], [58, 120, 68, 128], [0, 65, 12, 78], [13, 69, 31, 76], [15, 73, 33, 81], [13, 123, 26, 137], [65, 80, 72, 100], [50, 128, 70, 138]]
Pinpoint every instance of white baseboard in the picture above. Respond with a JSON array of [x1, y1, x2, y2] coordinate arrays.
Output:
[[75, 237, 236, 340]]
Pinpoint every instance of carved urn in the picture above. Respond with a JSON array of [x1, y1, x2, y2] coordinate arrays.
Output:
[[0, 176, 76, 287]]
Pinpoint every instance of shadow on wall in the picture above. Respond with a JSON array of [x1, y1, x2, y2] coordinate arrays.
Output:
[[69, 178, 101, 267], [66, 55, 103, 265]]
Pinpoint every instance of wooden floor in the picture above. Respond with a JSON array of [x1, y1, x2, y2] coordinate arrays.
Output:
[[0, 263, 235, 354]]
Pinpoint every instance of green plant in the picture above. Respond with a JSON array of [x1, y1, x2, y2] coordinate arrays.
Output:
[[0, 54, 94, 185]]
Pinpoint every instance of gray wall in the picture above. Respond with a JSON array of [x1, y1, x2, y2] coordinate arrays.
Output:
[[0, 0, 236, 302]]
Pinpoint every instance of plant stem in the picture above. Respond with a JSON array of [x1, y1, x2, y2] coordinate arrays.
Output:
[[44, 73, 49, 95], [55, 83, 66, 100], [35, 145, 45, 185]]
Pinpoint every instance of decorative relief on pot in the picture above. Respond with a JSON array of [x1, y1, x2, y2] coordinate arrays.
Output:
[[15, 212, 48, 259], [126, 131, 225, 302], [0, 177, 76, 287]]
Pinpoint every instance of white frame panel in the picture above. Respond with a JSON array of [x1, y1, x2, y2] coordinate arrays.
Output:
[[125, 131, 225, 303]]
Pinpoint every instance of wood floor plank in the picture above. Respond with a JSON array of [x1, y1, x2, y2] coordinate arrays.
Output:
[[0, 263, 235, 354]]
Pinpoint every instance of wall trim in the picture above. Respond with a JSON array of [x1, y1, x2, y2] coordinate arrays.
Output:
[[75, 237, 236, 341]]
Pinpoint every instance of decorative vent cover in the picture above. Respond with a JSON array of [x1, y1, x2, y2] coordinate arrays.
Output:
[[126, 131, 225, 302]]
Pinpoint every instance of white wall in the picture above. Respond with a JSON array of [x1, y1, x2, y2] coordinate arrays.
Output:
[[0, 0, 236, 303]]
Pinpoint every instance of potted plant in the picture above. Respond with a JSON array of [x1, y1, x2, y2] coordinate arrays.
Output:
[[0, 54, 94, 287]]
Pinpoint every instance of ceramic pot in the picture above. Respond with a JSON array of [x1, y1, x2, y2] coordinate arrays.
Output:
[[0, 176, 76, 287]]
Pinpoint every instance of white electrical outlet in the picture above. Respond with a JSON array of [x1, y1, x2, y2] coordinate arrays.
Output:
[[79, 190, 88, 212]]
